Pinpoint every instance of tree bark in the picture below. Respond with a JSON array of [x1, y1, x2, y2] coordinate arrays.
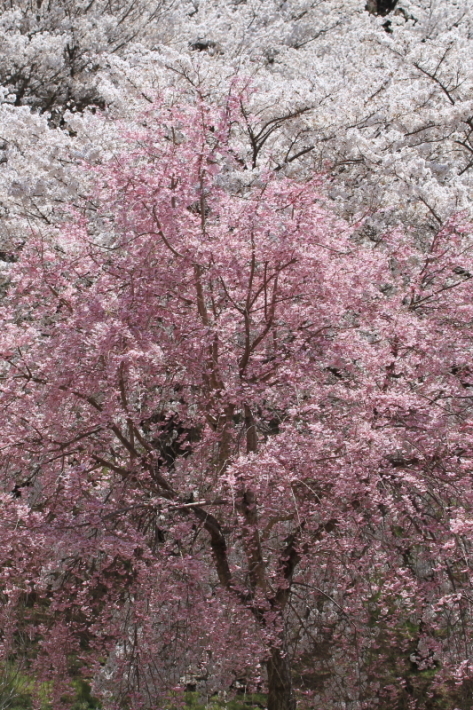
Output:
[[267, 644, 296, 710]]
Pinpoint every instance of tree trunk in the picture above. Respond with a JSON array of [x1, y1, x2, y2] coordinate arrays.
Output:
[[267, 645, 296, 710]]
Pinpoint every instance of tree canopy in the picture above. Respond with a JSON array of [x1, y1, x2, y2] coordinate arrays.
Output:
[[1, 2, 473, 710]]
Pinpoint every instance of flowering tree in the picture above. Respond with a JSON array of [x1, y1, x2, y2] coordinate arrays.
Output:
[[2, 0, 473, 255], [1, 95, 473, 710], [0, 1, 471, 708], [2, 0, 473, 367]]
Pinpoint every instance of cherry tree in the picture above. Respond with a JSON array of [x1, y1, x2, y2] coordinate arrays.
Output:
[[2, 0, 473, 275], [1, 94, 473, 710]]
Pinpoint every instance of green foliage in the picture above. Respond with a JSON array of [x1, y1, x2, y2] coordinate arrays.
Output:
[[69, 680, 101, 710], [182, 692, 266, 710], [0, 667, 100, 710], [223, 694, 266, 710], [0, 663, 32, 710]]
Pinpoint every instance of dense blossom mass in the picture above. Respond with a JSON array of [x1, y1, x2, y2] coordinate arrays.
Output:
[[0, 2, 473, 710]]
